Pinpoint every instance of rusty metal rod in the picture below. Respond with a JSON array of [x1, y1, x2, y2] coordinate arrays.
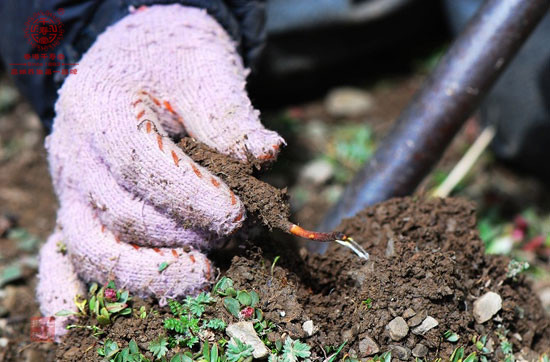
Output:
[[317, 0, 550, 234]]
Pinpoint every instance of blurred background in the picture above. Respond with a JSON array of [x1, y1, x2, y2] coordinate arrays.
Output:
[[0, 0, 549, 359]]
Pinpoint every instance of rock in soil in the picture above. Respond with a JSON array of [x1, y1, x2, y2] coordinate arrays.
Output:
[[299, 159, 334, 185], [389, 345, 412, 360], [325, 87, 374, 117], [411, 316, 438, 335], [473, 291, 502, 323], [302, 320, 315, 336], [387, 317, 409, 341], [412, 343, 429, 358], [358, 336, 379, 356], [226, 322, 269, 359], [406, 312, 425, 327], [402, 308, 416, 319]]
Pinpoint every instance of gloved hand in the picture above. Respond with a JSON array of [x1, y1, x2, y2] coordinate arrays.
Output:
[[36, 4, 283, 338]]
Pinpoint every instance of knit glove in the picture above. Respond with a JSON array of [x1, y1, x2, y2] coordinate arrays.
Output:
[[36, 4, 283, 339]]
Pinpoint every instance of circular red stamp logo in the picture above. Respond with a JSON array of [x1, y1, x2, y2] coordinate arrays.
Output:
[[24, 11, 65, 52]]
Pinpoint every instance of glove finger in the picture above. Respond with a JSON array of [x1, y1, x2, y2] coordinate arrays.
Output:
[[129, 6, 285, 161], [60, 196, 213, 303], [79, 143, 222, 249], [164, 44, 285, 161], [55, 75, 246, 235], [37, 229, 86, 341]]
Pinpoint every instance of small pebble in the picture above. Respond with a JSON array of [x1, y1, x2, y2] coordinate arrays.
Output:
[[302, 320, 315, 336], [473, 291, 502, 324], [407, 312, 425, 327], [402, 308, 416, 319], [412, 343, 429, 358], [388, 317, 409, 341], [412, 316, 439, 335], [358, 336, 379, 356], [226, 322, 269, 358], [325, 87, 374, 117], [389, 345, 412, 360], [299, 159, 334, 185]]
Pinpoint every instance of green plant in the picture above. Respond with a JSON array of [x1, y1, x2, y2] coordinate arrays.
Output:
[[270, 337, 311, 362], [271, 256, 280, 277], [8, 227, 41, 252], [56, 281, 132, 326], [186, 292, 215, 317], [97, 339, 150, 362], [213, 277, 236, 297], [164, 295, 222, 349], [149, 337, 169, 359], [496, 330, 514, 362], [361, 298, 373, 309], [326, 342, 347, 362], [367, 351, 391, 362], [206, 318, 227, 331], [450, 347, 478, 362], [136, 306, 147, 319], [226, 338, 253, 362], [506, 260, 530, 280], [444, 330, 460, 342]]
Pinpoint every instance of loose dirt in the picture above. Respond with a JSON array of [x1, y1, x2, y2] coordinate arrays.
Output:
[[57, 197, 550, 361], [179, 137, 291, 233]]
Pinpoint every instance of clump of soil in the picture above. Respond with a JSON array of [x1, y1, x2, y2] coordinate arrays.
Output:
[[57, 197, 550, 361], [179, 138, 291, 232], [179, 138, 346, 242]]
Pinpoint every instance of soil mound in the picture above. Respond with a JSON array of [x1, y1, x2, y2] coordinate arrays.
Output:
[[57, 197, 550, 361]]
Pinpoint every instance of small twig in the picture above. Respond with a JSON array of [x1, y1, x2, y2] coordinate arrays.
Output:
[[432, 125, 495, 198]]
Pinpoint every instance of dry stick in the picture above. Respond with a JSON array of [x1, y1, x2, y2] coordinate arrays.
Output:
[[432, 126, 495, 198], [179, 138, 369, 260]]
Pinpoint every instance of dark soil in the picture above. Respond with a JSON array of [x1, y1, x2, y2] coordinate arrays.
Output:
[[179, 137, 291, 233], [57, 197, 550, 361]]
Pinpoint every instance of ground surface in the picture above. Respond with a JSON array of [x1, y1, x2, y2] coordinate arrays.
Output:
[[55, 197, 550, 361], [1, 57, 550, 361]]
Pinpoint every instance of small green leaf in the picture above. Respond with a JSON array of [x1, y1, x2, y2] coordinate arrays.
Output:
[[55, 309, 78, 317], [255, 308, 263, 322], [203, 340, 211, 361], [148, 336, 169, 359], [249, 291, 259, 307], [444, 330, 460, 343], [0, 264, 23, 287], [171, 354, 193, 362], [89, 282, 98, 295], [158, 261, 170, 273], [450, 347, 464, 362], [119, 290, 130, 303], [223, 297, 240, 318], [211, 343, 219, 362], [237, 291, 252, 306], [327, 342, 347, 362], [271, 256, 280, 276], [213, 277, 234, 295], [463, 352, 478, 362], [106, 302, 128, 313], [119, 307, 132, 315]]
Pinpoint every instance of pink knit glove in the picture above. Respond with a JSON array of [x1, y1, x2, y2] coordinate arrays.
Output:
[[36, 4, 283, 338]]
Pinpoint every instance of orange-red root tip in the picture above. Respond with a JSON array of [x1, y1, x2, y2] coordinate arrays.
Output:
[[289, 224, 346, 242]]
